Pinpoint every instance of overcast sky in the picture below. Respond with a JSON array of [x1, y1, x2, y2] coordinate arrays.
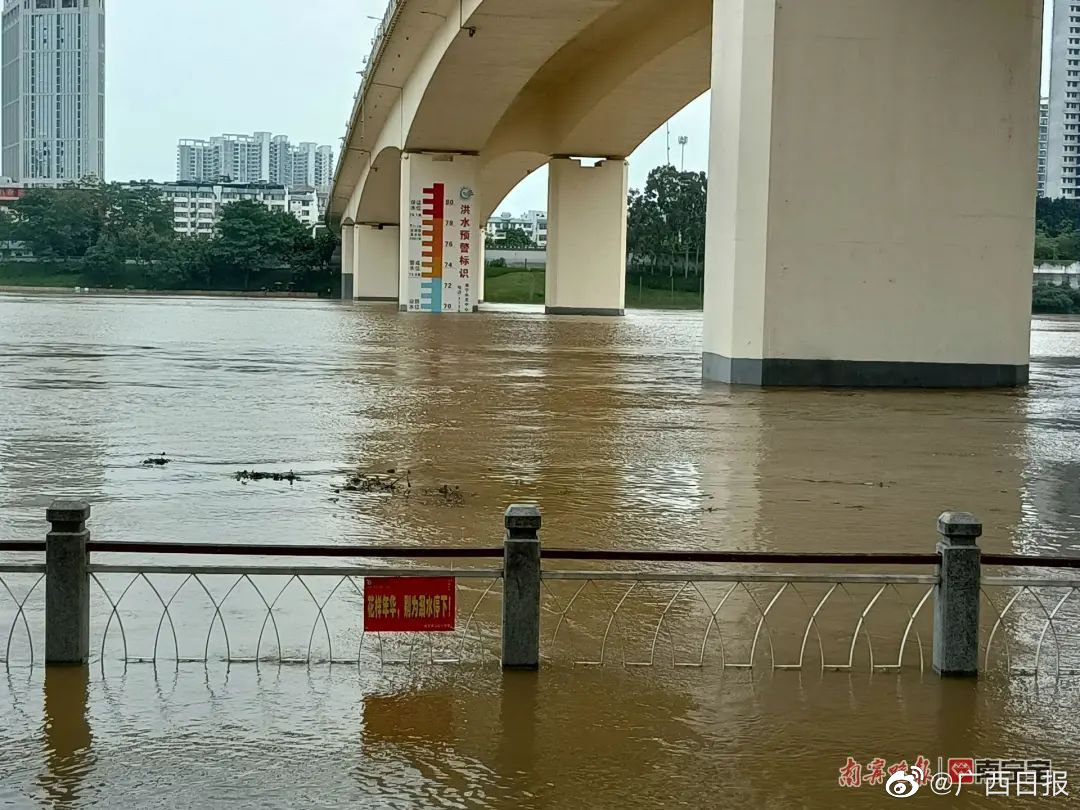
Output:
[[107, 0, 1054, 213]]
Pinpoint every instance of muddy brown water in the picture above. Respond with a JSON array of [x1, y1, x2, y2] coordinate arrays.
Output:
[[0, 293, 1078, 807]]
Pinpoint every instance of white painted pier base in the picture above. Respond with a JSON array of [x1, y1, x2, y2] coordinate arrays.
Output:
[[545, 158, 628, 316], [354, 224, 399, 301], [702, 0, 1040, 387], [340, 221, 355, 300]]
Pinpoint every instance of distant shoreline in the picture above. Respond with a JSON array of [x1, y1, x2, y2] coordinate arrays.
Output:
[[0, 285, 323, 299]]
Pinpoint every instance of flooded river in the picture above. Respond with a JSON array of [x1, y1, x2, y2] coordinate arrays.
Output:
[[0, 292, 1078, 807]]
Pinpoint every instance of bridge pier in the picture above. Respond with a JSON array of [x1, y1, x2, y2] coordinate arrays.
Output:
[[477, 236, 486, 304], [398, 152, 481, 313], [354, 224, 399, 301], [702, 0, 1039, 387], [340, 220, 355, 301], [545, 158, 627, 316]]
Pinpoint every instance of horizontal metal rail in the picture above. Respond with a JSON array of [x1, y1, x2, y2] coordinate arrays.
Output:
[[0, 564, 45, 574], [541, 549, 940, 565], [541, 571, 938, 584], [78, 542, 940, 565], [0, 541, 44, 552], [85, 541, 505, 558], [983, 575, 1080, 587], [6, 538, 1076, 570], [982, 554, 1080, 568], [88, 565, 503, 578]]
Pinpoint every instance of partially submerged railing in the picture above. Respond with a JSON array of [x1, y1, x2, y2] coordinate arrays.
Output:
[[1, 502, 1079, 680]]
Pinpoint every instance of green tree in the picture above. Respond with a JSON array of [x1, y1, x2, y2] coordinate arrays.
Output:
[[289, 228, 340, 293], [212, 199, 314, 289], [12, 185, 103, 259], [627, 165, 707, 274], [103, 184, 173, 240], [487, 227, 535, 250], [1036, 197, 1080, 237], [80, 239, 125, 287], [1, 180, 339, 293]]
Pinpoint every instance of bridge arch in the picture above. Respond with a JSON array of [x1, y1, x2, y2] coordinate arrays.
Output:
[[334, 0, 1041, 388]]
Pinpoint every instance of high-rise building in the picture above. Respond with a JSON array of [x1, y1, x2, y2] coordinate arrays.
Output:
[[177, 138, 213, 182], [290, 141, 317, 189], [1039, 98, 1049, 198], [1047, 1, 1080, 198], [314, 144, 333, 189], [269, 134, 291, 186], [176, 132, 333, 190], [1, 0, 106, 187], [215, 131, 271, 184]]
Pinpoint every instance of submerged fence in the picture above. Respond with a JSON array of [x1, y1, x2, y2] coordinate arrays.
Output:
[[1, 501, 1079, 678]]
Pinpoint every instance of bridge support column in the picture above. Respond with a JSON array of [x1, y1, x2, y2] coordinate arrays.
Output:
[[354, 224, 399, 301], [702, 0, 1039, 387], [340, 222, 355, 301], [399, 152, 480, 313], [545, 158, 627, 316], [477, 236, 486, 304]]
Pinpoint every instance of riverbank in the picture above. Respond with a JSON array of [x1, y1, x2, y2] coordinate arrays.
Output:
[[0, 261, 331, 297], [0, 285, 321, 298], [484, 268, 704, 310]]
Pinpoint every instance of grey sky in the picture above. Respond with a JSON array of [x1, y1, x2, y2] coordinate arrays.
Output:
[[107, 0, 1053, 214], [108, 0, 371, 182]]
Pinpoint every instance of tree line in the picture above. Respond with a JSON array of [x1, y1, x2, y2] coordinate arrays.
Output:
[[0, 179, 339, 293], [627, 164, 706, 276], [1035, 197, 1080, 262]]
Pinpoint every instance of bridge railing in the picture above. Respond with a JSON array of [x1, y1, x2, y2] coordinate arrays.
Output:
[[1, 502, 1079, 680], [337, 0, 404, 183]]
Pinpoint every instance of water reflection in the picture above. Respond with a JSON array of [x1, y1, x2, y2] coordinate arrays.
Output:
[[748, 388, 1027, 554], [40, 667, 93, 806]]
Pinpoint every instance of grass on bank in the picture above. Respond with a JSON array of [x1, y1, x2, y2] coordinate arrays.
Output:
[[0, 260, 330, 294], [0, 261, 86, 288], [484, 267, 704, 310]]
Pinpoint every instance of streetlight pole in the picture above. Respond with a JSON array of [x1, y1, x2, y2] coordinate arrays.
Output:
[[678, 136, 688, 172]]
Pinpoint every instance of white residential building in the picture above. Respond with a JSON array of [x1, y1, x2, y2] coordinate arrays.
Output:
[[126, 180, 322, 238], [288, 191, 320, 226], [1047, 1, 1080, 197], [485, 209, 548, 247], [176, 132, 333, 190], [1, 0, 106, 186]]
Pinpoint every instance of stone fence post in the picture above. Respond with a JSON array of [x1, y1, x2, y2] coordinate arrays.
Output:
[[502, 504, 541, 671], [45, 500, 91, 665], [933, 511, 982, 677]]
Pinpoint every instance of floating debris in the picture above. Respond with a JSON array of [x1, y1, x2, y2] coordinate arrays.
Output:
[[235, 470, 300, 484], [141, 453, 171, 466], [340, 470, 411, 493], [335, 469, 466, 506]]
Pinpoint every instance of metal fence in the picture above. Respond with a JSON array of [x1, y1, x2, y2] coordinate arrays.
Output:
[[2, 502, 1079, 681], [981, 577, 1080, 677], [87, 567, 504, 671], [539, 572, 937, 671]]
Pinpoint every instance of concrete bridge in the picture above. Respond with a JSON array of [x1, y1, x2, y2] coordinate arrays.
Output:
[[328, 0, 1041, 387]]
